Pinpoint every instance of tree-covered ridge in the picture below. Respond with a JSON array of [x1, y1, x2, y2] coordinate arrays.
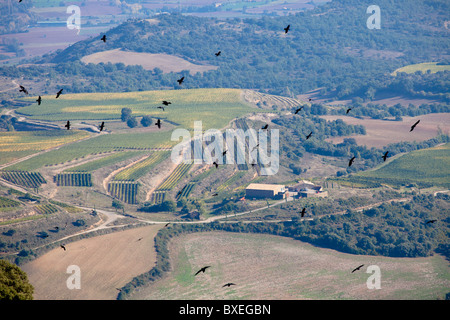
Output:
[[20, 0, 444, 97], [0, 259, 34, 300]]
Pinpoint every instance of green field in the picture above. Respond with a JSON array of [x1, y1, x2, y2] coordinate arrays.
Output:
[[64, 151, 144, 172], [17, 88, 255, 130], [5, 131, 173, 171], [0, 130, 90, 166], [343, 143, 450, 188], [113, 151, 170, 181], [392, 62, 450, 75]]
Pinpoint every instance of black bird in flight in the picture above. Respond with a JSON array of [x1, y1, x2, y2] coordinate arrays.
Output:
[[300, 207, 306, 217], [36, 95, 42, 105], [60, 244, 66, 251], [19, 85, 28, 94], [284, 25, 290, 33], [213, 161, 219, 169], [155, 118, 161, 129], [222, 149, 228, 156], [195, 266, 211, 276], [252, 143, 259, 152], [177, 76, 185, 85], [115, 288, 122, 291], [157, 106, 165, 111], [294, 106, 303, 114], [222, 283, 236, 288], [215, 51, 221, 57], [65, 120, 70, 130], [410, 120, 420, 132], [426, 219, 437, 224], [99, 122, 105, 132], [348, 156, 356, 167], [306, 131, 313, 140], [346, 107, 352, 114], [261, 124, 269, 130], [162, 100, 171, 106], [164, 223, 170, 227], [212, 193, 219, 197], [251, 160, 257, 167], [351, 264, 364, 273], [101, 35, 106, 42], [56, 89, 63, 98], [309, 98, 312, 102], [382, 151, 389, 162], [136, 237, 143, 242]]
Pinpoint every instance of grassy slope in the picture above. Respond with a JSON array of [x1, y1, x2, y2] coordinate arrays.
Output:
[[392, 62, 450, 75], [131, 232, 450, 300], [357, 143, 450, 187], [16, 88, 255, 130]]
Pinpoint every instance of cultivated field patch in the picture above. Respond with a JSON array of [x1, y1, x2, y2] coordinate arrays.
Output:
[[22, 224, 162, 300], [320, 113, 450, 148], [130, 232, 450, 300]]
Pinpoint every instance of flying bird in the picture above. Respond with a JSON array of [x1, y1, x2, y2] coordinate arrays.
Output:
[[155, 118, 161, 129], [162, 101, 171, 106], [306, 131, 313, 140], [222, 149, 228, 156], [351, 264, 364, 273], [60, 244, 66, 251], [101, 35, 106, 42], [215, 51, 221, 57], [261, 124, 269, 130], [284, 24, 290, 33], [252, 143, 259, 152], [346, 108, 352, 114], [348, 156, 356, 167], [64, 121, 70, 130], [213, 161, 219, 169], [222, 283, 236, 288], [136, 237, 143, 242], [426, 219, 437, 224], [19, 85, 28, 94], [294, 106, 303, 114], [157, 106, 165, 111], [251, 161, 257, 167], [36, 96, 42, 105], [382, 151, 389, 162], [300, 207, 306, 217], [177, 76, 185, 85], [212, 193, 219, 197], [99, 122, 105, 132], [195, 266, 211, 276], [410, 120, 420, 132], [56, 89, 63, 98], [164, 223, 170, 227]]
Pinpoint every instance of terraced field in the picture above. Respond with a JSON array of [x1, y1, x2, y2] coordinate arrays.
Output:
[[64, 151, 144, 173], [151, 162, 194, 204], [113, 151, 170, 181], [108, 181, 139, 204], [54, 172, 93, 187], [0, 130, 90, 166], [0, 171, 46, 188]]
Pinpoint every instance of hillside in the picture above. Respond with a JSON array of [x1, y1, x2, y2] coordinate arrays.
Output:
[[1, 0, 446, 100]]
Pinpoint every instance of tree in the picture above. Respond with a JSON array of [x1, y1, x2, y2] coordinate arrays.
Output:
[[121, 108, 132, 122], [112, 199, 124, 211], [126, 116, 138, 128], [0, 260, 34, 300], [141, 115, 152, 127]]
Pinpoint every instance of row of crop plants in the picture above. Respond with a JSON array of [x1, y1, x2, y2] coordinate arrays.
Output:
[[54, 173, 93, 187], [0, 171, 46, 188], [108, 181, 139, 204]]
